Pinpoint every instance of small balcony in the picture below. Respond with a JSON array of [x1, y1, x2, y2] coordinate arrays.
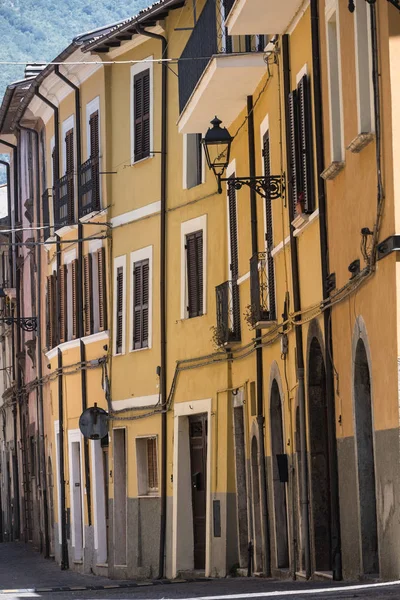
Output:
[[178, 0, 267, 134], [79, 155, 100, 218], [214, 280, 241, 346], [226, 0, 304, 36], [54, 172, 74, 231], [248, 252, 276, 328]]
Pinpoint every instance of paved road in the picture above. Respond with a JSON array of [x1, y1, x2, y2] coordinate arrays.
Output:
[[0, 543, 400, 600]]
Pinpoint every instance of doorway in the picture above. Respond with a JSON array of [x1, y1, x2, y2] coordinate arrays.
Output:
[[270, 380, 289, 568], [189, 414, 208, 570], [354, 338, 379, 575], [91, 436, 108, 565], [250, 436, 263, 572], [308, 338, 331, 572], [113, 429, 127, 566], [69, 439, 83, 561]]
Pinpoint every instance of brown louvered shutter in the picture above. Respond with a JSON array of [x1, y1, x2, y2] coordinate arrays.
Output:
[[133, 259, 149, 349], [116, 266, 124, 354], [65, 129, 74, 222], [263, 132, 276, 321], [228, 176, 240, 334], [186, 230, 203, 318], [134, 69, 150, 162], [83, 254, 93, 336], [288, 90, 300, 220], [89, 111, 100, 210], [46, 276, 52, 348], [147, 437, 158, 491], [97, 247, 107, 332], [71, 259, 78, 339], [297, 75, 314, 214], [50, 273, 57, 347], [58, 265, 67, 343]]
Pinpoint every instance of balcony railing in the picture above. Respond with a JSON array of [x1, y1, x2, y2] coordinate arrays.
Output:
[[42, 189, 51, 241], [178, 0, 266, 113], [54, 172, 74, 230], [248, 252, 276, 328], [215, 280, 241, 346], [79, 155, 100, 218]]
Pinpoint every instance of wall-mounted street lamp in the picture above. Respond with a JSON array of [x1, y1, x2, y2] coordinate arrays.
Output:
[[0, 317, 37, 332], [203, 116, 285, 200]]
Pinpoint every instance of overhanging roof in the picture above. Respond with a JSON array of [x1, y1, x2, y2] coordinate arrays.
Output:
[[226, 0, 304, 35]]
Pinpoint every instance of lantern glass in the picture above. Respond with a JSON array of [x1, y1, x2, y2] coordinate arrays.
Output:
[[203, 117, 232, 176]]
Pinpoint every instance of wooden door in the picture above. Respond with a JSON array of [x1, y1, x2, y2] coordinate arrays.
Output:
[[189, 414, 208, 570]]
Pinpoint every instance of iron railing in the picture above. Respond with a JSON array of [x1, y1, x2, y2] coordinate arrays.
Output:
[[42, 189, 51, 240], [178, 0, 267, 112], [249, 252, 276, 327], [54, 172, 74, 230], [215, 280, 241, 345], [79, 155, 100, 218]]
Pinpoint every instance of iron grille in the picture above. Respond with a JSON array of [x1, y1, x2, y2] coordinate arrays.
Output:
[[54, 172, 74, 230], [249, 252, 276, 327], [215, 280, 241, 345], [178, 0, 266, 112], [79, 155, 100, 218]]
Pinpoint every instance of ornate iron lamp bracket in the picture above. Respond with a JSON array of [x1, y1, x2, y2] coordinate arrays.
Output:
[[220, 174, 286, 200], [0, 317, 37, 332]]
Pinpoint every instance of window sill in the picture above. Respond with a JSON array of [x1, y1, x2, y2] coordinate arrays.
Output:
[[321, 161, 345, 181], [129, 345, 151, 354], [347, 132, 374, 154], [293, 209, 319, 238], [138, 493, 160, 499], [179, 313, 207, 322], [130, 153, 154, 167], [79, 209, 106, 224], [54, 224, 78, 238], [44, 237, 56, 251]]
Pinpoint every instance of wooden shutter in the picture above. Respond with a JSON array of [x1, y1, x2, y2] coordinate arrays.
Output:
[[58, 265, 67, 343], [90, 111, 100, 210], [46, 273, 57, 348], [133, 259, 149, 349], [97, 247, 107, 332], [186, 230, 203, 318], [196, 134, 202, 186], [147, 437, 158, 491], [71, 259, 78, 339], [65, 129, 74, 222], [83, 254, 93, 337], [46, 276, 52, 348], [288, 90, 300, 220], [116, 266, 124, 354], [297, 75, 314, 214], [263, 132, 276, 320], [134, 69, 150, 162], [228, 177, 239, 281], [89, 111, 99, 158]]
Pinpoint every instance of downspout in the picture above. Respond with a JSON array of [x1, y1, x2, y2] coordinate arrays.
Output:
[[34, 88, 69, 567], [54, 66, 92, 528], [282, 35, 311, 579], [134, 24, 168, 579], [19, 124, 50, 558], [247, 95, 271, 577], [0, 155, 19, 539], [310, 0, 342, 580]]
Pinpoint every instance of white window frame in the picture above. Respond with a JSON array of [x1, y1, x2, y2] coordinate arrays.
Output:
[[61, 115, 75, 175], [136, 435, 159, 497], [129, 245, 153, 352], [180, 215, 207, 320], [86, 96, 101, 160], [113, 255, 127, 356], [63, 249, 76, 342], [130, 56, 154, 165], [354, 0, 374, 134], [325, 1, 344, 162], [182, 134, 206, 190]]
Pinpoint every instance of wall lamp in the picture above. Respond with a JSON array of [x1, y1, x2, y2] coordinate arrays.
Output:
[[202, 116, 285, 200]]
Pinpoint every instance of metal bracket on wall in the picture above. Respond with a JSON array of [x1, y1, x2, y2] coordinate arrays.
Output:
[[0, 317, 37, 332], [220, 174, 286, 200], [377, 235, 400, 261]]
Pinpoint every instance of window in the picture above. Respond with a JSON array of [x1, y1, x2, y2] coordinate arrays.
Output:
[[58, 264, 67, 343], [132, 67, 151, 162], [186, 230, 203, 318], [354, 0, 373, 134], [133, 259, 149, 350], [181, 215, 207, 320], [136, 436, 159, 496], [114, 256, 126, 355], [89, 110, 100, 211], [46, 272, 57, 349], [83, 254, 93, 337], [184, 134, 203, 189], [288, 73, 314, 219], [65, 128, 75, 222], [326, 5, 344, 162], [84, 247, 107, 337]]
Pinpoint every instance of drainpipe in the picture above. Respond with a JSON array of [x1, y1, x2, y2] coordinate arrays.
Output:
[[134, 24, 168, 579], [282, 35, 311, 579], [34, 89, 69, 567], [54, 66, 92, 528], [247, 95, 271, 577], [19, 124, 50, 558], [310, 1, 342, 580]]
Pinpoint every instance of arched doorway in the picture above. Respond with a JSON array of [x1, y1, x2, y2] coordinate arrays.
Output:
[[308, 337, 331, 572], [270, 380, 289, 568], [354, 338, 379, 575], [251, 436, 263, 572]]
